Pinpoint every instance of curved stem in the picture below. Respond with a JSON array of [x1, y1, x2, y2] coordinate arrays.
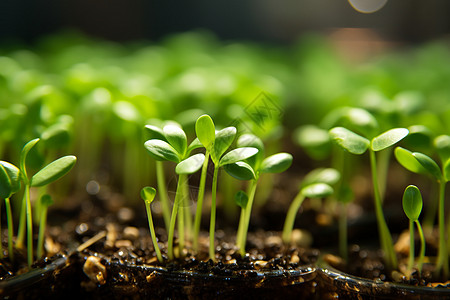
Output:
[[415, 220, 425, 274], [16, 192, 27, 248], [26, 184, 33, 267], [145, 202, 163, 263], [5, 198, 14, 262], [193, 152, 209, 252], [370, 149, 397, 270], [436, 181, 448, 277], [156, 161, 171, 231], [282, 192, 306, 243], [239, 180, 258, 257], [209, 165, 219, 261]]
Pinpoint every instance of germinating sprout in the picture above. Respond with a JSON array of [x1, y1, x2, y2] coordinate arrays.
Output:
[[141, 186, 163, 263]]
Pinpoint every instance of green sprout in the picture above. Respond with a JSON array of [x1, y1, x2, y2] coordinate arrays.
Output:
[[223, 133, 292, 257], [0, 161, 21, 262], [402, 185, 425, 276], [144, 124, 203, 260], [36, 194, 54, 260], [282, 168, 337, 244], [329, 127, 409, 270], [194, 115, 258, 260], [16, 138, 77, 266], [395, 146, 449, 277], [141, 186, 163, 263]]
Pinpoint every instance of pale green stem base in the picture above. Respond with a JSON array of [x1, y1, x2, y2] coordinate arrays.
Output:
[[209, 166, 219, 261], [177, 175, 186, 255], [5, 198, 14, 262], [26, 185, 33, 267], [339, 202, 348, 262], [238, 180, 257, 257], [436, 181, 448, 277], [37, 207, 48, 260], [282, 192, 306, 243], [407, 220, 414, 276], [181, 177, 192, 244], [415, 220, 425, 274], [167, 175, 184, 260], [193, 152, 209, 252], [370, 150, 397, 270], [156, 161, 171, 232], [16, 191, 27, 249], [145, 202, 163, 263]]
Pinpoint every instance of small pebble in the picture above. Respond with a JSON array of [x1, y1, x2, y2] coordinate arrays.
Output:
[[83, 256, 107, 285], [115, 240, 132, 248], [105, 223, 118, 249], [123, 226, 140, 240]]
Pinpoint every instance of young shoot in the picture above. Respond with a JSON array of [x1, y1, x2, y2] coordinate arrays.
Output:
[[395, 146, 449, 277], [16, 138, 77, 266], [224, 133, 292, 257], [144, 123, 203, 259], [0, 161, 21, 261], [37, 194, 54, 260], [141, 186, 163, 263], [283, 181, 334, 243], [329, 127, 409, 270], [402, 185, 425, 276]]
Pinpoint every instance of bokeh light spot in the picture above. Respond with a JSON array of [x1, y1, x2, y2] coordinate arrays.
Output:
[[348, 0, 388, 13]]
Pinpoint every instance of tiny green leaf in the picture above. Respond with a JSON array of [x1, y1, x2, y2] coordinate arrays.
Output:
[[371, 128, 409, 152], [144, 139, 180, 163], [20, 138, 40, 177], [235, 190, 248, 209], [195, 114, 215, 150], [402, 185, 422, 221], [141, 186, 157, 203], [175, 153, 205, 174], [301, 183, 334, 199], [224, 161, 256, 181], [412, 152, 443, 181], [219, 147, 258, 167], [145, 124, 166, 141], [211, 127, 236, 163], [329, 127, 370, 155], [443, 158, 450, 182], [163, 124, 187, 157], [187, 138, 203, 155], [30, 155, 77, 187], [0, 161, 21, 195], [0, 165, 12, 199], [394, 147, 428, 174], [302, 168, 341, 187], [259, 153, 293, 174], [40, 194, 54, 207], [434, 135, 450, 164], [237, 133, 265, 168]]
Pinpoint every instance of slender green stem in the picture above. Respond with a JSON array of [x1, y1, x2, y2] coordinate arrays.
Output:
[[167, 175, 184, 260], [209, 165, 219, 261], [235, 207, 246, 249], [239, 180, 257, 257], [0, 202, 3, 259], [370, 149, 397, 270], [5, 198, 14, 262], [408, 220, 414, 276], [339, 202, 348, 262], [177, 175, 185, 255], [415, 220, 425, 274], [17, 192, 27, 248], [423, 182, 438, 233], [26, 184, 33, 267], [37, 205, 48, 260], [144, 201, 163, 263], [193, 152, 209, 252], [377, 148, 391, 202], [181, 176, 192, 243], [156, 161, 171, 231], [282, 192, 306, 243], [436, 181, 448, 277]]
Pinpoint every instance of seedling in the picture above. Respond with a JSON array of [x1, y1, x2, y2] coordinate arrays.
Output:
[[395, 146, 449, 277], [193, 116, 258, 260], [402, 185, 425, 276], [141, 186, 163, 263], [37, 194, 54, 260], [0, 161, 21, 261], [329, 127, 409, 269], [224, 133, 292, 257], [283, 182, 334, 243], [144, 123, 203, 259], [16, 138, 77, 266]]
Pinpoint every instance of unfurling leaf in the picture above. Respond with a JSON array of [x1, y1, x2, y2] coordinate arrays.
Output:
[[329, 127, 369, 155], [141, 186, 157, 204], [30, 156, 77, 187], [402, 185, 422, 221]]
